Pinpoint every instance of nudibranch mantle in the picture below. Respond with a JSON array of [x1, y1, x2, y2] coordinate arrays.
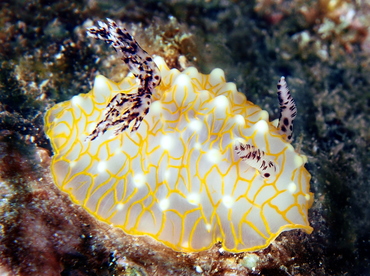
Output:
[[45, 57, 313, 253]]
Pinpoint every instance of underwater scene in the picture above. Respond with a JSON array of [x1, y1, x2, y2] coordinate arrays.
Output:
[[0, 0, 369, 275]]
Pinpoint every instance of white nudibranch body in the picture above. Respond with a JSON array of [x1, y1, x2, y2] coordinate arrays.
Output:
[[44, 20, 313, 253]]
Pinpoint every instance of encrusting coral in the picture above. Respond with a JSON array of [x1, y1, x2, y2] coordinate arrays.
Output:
[[44, 19, 312, 253]]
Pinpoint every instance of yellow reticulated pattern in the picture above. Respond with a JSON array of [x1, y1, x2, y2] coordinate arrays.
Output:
[[44, 56, 313, 253]]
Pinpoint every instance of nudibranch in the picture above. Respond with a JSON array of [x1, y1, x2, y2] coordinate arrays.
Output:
[[44, 19, 313, 253]]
